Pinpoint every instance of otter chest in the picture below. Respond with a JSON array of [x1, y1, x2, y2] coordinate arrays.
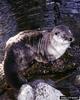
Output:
[[47, 43, 70, 59]]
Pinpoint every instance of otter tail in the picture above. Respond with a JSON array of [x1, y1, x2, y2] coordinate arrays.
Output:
[[4, 46, 27, 89]]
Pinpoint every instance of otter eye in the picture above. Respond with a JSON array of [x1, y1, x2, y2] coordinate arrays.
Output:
[[55, 32, 59, 35], [69, 37, 73, 41]]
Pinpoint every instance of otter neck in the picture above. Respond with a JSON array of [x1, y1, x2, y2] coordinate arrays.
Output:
[[47, 39, 70, 59], [36, 33, 51, 62]]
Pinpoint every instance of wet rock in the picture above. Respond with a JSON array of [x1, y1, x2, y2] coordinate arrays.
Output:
[[0, 0, 18, 63], [74, 75, 80, 86], [18, 80, 63, 100]]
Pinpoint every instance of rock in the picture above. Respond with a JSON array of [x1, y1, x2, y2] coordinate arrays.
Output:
[[0, 62, 5, 85], [74, 75, 80, 86], [0, 0, 18, 63], [18, 80, 63, 100], [0, 63, 6, 96], [18, 84, 34, 100]]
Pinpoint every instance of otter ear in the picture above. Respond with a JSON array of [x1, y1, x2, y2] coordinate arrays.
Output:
[[51, 26, 58, 34]]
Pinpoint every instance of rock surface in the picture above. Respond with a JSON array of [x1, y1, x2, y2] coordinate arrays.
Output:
[[18, 80, 63, 100], [0, 0, 18, 63]]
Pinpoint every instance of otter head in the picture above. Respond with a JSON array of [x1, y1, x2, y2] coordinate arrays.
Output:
[[47, 25, 74, 60]]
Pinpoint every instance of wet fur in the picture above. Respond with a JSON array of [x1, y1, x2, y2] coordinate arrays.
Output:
[[4, 25, 73, 89], [4, 30, 43, 89]]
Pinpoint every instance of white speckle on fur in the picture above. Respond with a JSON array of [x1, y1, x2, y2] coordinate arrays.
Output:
[[47, 35, 70, 59], [18, 84, 34, 100]]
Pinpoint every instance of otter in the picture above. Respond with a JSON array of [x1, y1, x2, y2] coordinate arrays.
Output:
[[4, 25, 74, 90]]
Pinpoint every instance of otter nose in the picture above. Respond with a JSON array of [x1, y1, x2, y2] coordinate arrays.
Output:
[[63, 35, 75, 42]]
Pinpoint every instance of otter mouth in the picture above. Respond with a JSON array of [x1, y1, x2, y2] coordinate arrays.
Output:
[[63, 37, 75, 43]]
